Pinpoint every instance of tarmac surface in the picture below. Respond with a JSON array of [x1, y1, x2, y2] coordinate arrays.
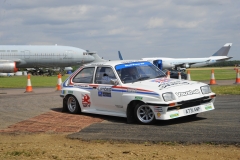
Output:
[[68, 94, 240, 144], [0, 80, 239, 144]]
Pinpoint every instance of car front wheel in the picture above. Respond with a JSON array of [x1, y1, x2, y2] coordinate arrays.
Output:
[[134, 104, 155, 124], [67, 95, 80, 114]]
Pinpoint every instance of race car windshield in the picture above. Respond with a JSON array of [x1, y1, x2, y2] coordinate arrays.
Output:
[[115, 61, 165, 84]]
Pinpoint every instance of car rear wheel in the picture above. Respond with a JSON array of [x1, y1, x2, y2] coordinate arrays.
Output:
[[134, 103, 155, 124], [67, 95, 80, 114]]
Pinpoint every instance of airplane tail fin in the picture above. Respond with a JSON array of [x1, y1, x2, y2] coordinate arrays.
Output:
[[87, 51, 108, 63], [118, 51, 123, 60], [211, 43, 232, 56]]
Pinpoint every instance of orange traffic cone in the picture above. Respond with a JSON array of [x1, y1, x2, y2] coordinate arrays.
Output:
[[178, 72, 181, 80], [234, 64, 237, 70], [234, 69, 240, 84], [209, 69, 217, 85], [24, 74, 33, 93], [166, 71, 170, 79], [186, 70, 191, 81], [56, 73, 62, 90]]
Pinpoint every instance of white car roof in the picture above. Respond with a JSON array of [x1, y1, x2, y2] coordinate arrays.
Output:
[[84, 60, 146, 67]]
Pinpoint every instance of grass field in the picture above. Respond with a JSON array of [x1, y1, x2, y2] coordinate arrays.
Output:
[[0, 75, 69, 88], [0, 67, 240, 94], [189, 67, 238, 81]]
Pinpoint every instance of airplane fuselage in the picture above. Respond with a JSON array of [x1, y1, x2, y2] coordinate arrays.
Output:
[[118, 43, 232, 70], [142, 56, 230, 69], [0, 45, 95, 72], [142, 43, 232, 70]]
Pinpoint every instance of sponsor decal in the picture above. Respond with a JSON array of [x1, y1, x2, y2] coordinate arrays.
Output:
[[74, 84, 89, 88], [135, 96, 143, 100], [175, 89, 200, 97], [205, 106, 213, 110], [127, 88, 137, 93], [98, 86, 112, 92], [82, 94, 91, 107], [68, 91, 73, 94], [151, 78, 171, 83], [98, 91, 111, 97], [154, 106, 163, 112], [157, 112, 161, 118], [124, 62, 145, 67], [170, 113, 179, 118], [115, 61, 151, 70], [98, 86, 112, 97], [155, 79, 190, 90]]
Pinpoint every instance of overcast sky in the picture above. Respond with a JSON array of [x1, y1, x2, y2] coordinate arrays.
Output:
[[0, 0, 239, 60]]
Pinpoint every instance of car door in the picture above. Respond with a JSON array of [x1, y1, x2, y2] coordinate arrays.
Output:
[[90, 66, 123, 113], [71, 67, 95, 111]]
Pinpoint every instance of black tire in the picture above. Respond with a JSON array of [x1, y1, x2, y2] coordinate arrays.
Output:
[[67, 95, 81, 114], [62, 97, 68, 112], [134, 103, 156, 124]]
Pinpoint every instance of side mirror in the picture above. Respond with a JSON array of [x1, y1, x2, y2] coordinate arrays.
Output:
[[110, 79, 119, 86]]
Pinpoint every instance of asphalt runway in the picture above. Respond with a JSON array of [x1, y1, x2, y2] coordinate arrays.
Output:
[[68, 95, 240, 144], [0, 88, 61, 129], [0, 85, 240, 144]]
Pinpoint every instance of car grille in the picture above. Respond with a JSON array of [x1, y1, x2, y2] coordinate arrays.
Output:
[[167, 97, 212, 111]]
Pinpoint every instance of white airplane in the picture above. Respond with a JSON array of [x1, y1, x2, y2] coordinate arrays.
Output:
[[0, 45, 95, 73], [118, 43, 232, 70]]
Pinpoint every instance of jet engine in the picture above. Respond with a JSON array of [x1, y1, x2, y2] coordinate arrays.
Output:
[[0, 62, 18, 73], [183, 63, 190, 68]]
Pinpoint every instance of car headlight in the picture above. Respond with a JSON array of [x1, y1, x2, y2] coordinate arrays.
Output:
[[201, 85, 212, 94], [162, 92, 175, 102]]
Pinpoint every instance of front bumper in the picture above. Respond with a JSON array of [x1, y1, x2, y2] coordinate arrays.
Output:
[[154, 102, 214, 120]]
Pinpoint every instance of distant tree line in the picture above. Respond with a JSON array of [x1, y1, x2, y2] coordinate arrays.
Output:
[[205, 60, 240, 67]]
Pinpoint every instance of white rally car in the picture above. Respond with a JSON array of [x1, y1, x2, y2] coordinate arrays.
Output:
[[60, 60, 216, 124]]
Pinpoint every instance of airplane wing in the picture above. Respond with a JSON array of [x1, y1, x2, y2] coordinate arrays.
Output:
[[215, 57, 232, 61], [173, 60, 211, 68]]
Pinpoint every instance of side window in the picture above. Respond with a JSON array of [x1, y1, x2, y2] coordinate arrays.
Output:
[[72, 67, 95, 83], [95, 67, 116, 84]]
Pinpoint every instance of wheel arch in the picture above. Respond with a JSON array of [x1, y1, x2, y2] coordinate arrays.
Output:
[[126, 100, 144, 123], [62, 94, 81, 113]]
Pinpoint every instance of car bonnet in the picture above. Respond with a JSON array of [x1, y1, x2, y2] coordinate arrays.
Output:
[[122, 78, 207, 99]]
